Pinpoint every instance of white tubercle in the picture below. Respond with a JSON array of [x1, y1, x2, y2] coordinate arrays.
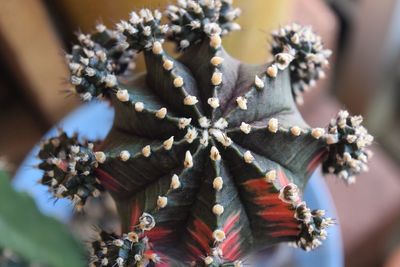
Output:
[[155, 108, 167, 119], [213, 118, 228, 130], [178, 118, 192, 129], [170, 174, 181, 189], [212, 204, 224, 216], [184, 150, 193, 168], [185, 128, 198, 143], [163, 59, 174, 71], [209, 128, 232, 147], [173, 76, 184, 87], [266, 64, 278, 78], [204, 256, 214, 265], [265, 170, 276, 182], [119, 150, 131, 161], [94, 151, 106, 163], [96, 23, 106, 32], [210, 146, 221, 161], [311, 128, 325, 139], [134, 102, 144, 112], [152, 41, 163, 55], [326, 134, 339, 145], [268, 118, 279, 133], [211, 72, 223, 86], [236, 96, 247, 110], [199, 117, 211, 128], [255, 75, 265, 89], [142, 145, 151, 157], [116, 257, 124, 266], [210, 34, 222, 49], [240, 122, 251, 134], [163, 136, 174, 150], [207, 97, 220, 109], [200, 130, 209, 147], [85, 67, 96, 77], [184, 95, 199, 105], [212, 229, 226, 242], [104, 74, 117, 87], [213, 177, 223, 191], [243, 150, 255, 163], [210, 56, 224, 66], [157, 196, 168, 208], [290, 126, 302, 136]]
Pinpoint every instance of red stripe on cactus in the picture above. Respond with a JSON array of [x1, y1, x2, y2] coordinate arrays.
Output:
[[242, 174, 300, 240], [254, 195, 286, 206], [270, 229, 300, 238], [258, 210, 297, 220], [186, 243, 204, 261], [242, 178, 269, 195], [95, 168, 125, 192], [264, 222, 299, 229], [220, 213, 242, 260], [221, 228, 241, 260], [307, 150, 327, 174], [129, 199, 141, 230], [146, 227, 174, 242], [223, 212, 240, 234], [187, 218, 213, 254], [224, 240, 242, 260]]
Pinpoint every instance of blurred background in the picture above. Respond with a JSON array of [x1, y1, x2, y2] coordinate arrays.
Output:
[[0, 0, 399, 266]]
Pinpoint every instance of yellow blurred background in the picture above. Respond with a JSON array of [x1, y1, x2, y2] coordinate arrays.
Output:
[[0, 1, 399, 266]]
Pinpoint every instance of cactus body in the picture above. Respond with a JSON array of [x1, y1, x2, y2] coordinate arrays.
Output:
[[36, 1, 373, 266]]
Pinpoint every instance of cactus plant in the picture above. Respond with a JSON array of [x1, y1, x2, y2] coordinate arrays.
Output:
[[36, 1, 373, 266]]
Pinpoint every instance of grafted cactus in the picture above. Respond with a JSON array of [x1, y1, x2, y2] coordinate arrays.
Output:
[[36, 1, 373, 266]]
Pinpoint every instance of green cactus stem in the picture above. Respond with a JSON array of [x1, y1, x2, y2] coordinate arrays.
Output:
[[35, 1, 373, 266]]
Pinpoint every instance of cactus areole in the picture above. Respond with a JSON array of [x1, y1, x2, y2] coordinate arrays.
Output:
[[37, 1, 373, 266]]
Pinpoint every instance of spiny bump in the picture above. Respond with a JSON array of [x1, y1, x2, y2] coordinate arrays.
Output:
[[210, 34, 222, 49], [213, 177, 223, 191], [213, 229, 226, 242], [243, 150, 255, 163], [142, 145, 151, 157], [163, 136, 174, 150], [134, 102, 144, 112], [152, 41, 163, 54], [185, 128, 198, 143], [94, 151, 106, 163], [236, 96, 247, 110], [255, 75, 265, 89], [155, 107, 167, 119], [184, 150, 193, 168], [211, 72, 223, 86], [311, 128, 325, 139], [170, 174, 181, 189], [240, 122, 251, 134], [163, 59, 174, 71], [265, 170, 277, 182], [119, 150, 131, 161], [183, 95, 199, 105], [157, 196, 168, 208], [173, 76, 184, 88], [207, 97, 220, 109], [268, 118, 279, 133], [210, 146, 221, 161], [178, 117, 192, 129], [267, 64, 278, 77], [116, 89, 129, 102], [212, 204, 224, 216], [210, 56, 224, 66], [291, 126, 302, 136]]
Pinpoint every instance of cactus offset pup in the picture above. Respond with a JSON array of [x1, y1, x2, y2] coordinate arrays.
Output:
[[37, 1, 373, 266]]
